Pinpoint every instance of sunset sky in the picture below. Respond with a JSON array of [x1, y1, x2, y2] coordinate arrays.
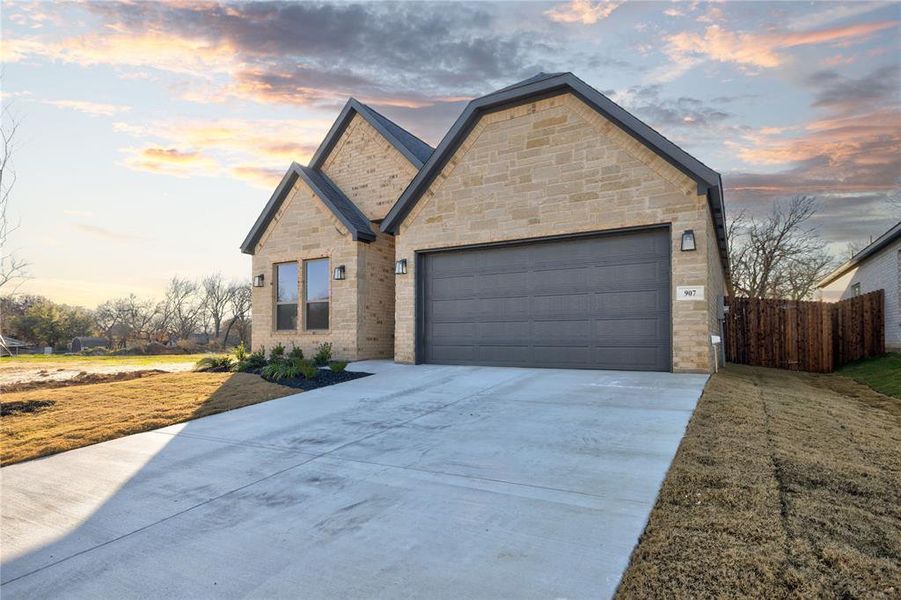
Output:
[[2, 0, 899, 307]]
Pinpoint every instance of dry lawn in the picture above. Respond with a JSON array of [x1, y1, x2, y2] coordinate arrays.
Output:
[[1, 372, 296, 466], [617, 365, 901, 599]]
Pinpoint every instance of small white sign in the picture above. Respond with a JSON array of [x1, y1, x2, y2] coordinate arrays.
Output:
[[676, 286, 705, 301]]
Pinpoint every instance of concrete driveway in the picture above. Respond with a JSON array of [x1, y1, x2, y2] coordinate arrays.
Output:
[[1, 361, 707, 599]]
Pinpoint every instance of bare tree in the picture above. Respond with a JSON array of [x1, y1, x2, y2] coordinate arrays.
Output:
[[162, 276, 204, 341], [201, 273, 233, 339], [728, 196, 835, 300], [0, 106, 28, 291], [222, 282, 251, 345]]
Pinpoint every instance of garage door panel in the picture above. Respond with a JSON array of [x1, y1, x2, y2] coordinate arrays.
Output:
[[590, 261, 662, 288], [594, 318, 661, 340], [533, 320, 592, 342], [474, 271, 531, 297], [430, 275, 475, 299], [420, 228, 671, 371], [429, 298, 480, 321], [592, 290, 664, 316]]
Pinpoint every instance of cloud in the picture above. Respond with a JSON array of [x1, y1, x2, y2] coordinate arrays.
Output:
[[3, 1, 550, 109], [545, 0, 623, 25], [115, 118, 326, 186], [610, 84, 733, 130], [43, 99, 131, 117], [660, 20, 898, 79], [122, 147, 220, 178], [72, 223, 146, 242], [724, 61, 900, 247]]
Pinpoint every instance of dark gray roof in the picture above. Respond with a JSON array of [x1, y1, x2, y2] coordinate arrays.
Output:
[[818, 220, 901, 287], [309, 98, 434, 170], [380, 72, 728, 269], [240, 163, 375, 255], [363, 105, 434, 165]]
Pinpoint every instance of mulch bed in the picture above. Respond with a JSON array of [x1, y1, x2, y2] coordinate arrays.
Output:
[[274, 369, 372, 391]]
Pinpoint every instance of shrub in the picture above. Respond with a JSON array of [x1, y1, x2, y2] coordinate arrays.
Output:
[[270, 343, 285, 360], [260, 359, 300, 382], [233, 348, 267, 372], [298, 359, 318, 380], [176, 339, 199, 352], [329, 361, 347, 373], [313, 342, 333, 366], [288, 344, 304, 362], [194, 355, 234, 372], [233, 341, 248, 362]]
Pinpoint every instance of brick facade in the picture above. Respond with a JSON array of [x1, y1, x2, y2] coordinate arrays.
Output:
[[321, 114, 419, 221], [251, 113, 418, 360], [393, 93, 725, 373]]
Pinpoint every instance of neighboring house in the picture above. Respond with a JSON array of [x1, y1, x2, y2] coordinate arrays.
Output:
[[243, 72, 728, 373], [0, 334, 30, 356], [70, 336, 109, 353], [817, 221, 901, 351]]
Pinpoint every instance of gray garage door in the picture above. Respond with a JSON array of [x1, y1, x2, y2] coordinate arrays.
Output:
[[419, 228, 671, 371]]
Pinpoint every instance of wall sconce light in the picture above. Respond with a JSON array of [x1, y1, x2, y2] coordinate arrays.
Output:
[[395, 258, 407, 275], [680, 229, 696, 252], [252, 274, 265, 287], [333, 265, 346, 280]]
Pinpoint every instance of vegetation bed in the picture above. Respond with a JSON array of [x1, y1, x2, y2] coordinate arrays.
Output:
[[617, 364, 900, 599]]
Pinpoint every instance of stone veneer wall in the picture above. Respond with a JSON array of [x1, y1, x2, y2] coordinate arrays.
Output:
[[393, 92, 724, 373], [251, 178, 361, 360], [321, 113, 420, 221]]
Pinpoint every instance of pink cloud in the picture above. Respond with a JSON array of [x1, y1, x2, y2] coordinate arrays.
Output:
[[545, 0, 623, 25]]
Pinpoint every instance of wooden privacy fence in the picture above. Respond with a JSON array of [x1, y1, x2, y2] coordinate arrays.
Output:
[[723, 290, 884, 373]]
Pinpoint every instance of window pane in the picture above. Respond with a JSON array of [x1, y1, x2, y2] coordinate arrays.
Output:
[[276, 303, 297, 330], [305, 259, 329, 303], [276, 262, 298, 303], [306, 302, 329, 330]]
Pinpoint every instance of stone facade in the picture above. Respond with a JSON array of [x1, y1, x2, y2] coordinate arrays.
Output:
[[251, 110, 419, 360], [251, 178, 361, 360], [393, 93, 725, 373], [321, 114, 420, 221]]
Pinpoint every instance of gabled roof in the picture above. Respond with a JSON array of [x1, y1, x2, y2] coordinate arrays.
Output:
[[240, 163, 375, 254], [817, 220, 901, 287], [309, 98, 433, 170], [380, 72, 728, 268]]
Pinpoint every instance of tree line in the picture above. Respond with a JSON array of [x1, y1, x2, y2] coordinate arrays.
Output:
[[1, 274, 250, 350]]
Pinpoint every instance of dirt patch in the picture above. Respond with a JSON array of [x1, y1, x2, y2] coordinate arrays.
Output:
[[1, 399, 55, 417], [1, 372, 297, 466], [616, 365, 901, 599], [0, 369, 166, 393]]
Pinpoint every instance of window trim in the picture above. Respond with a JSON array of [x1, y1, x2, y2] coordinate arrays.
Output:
[[851, 282, 861, 297], [303, 257, 330, 331], [274, 261, 298, 331]]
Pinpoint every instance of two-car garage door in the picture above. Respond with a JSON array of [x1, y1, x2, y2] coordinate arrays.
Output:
[[418, 227, 672, 371]]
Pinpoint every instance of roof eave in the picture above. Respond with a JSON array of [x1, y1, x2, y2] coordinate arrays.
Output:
[[816, 220, 901, 287], [309, 99, 425, 171], [240, 163, 375, 255], [381, 72, 724, 241]]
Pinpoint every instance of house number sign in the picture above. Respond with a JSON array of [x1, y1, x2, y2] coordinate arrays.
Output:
[[676, 286, 705, 301]]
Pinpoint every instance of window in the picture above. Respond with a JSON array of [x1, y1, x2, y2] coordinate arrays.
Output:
[[275, 262, 298, 330], [304, 258, 330, 330], [851, 282, 861, 297]]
